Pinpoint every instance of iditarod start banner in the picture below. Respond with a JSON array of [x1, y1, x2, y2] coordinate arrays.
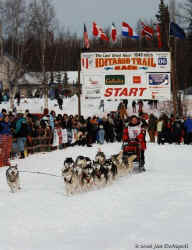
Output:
[[81, 51, 171, 100]]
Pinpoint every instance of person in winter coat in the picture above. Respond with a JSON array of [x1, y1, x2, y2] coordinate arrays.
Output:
[[96, 118, 105, 144], [114, 115, 124, 142], [14, 113, 29, 159], [171, 117, 183, 144], [49, 111, 56, 131], [119, 103, 127, 120], [99, 99, 104, 112], [160, 115, 172, 144], [123, 99, 128, 109], [0, 91, 2, 104], [103, 115, 115, 143], [122, 115, 147, 171], [57, 96, 63, 110], [132, 100, 136, 113], [0, 114, 12, 167], [184, 116, 192, 144], [137, 100, 144, 116], [156, 117, 164, 144], [15, 91, 21, 106], [147, 114, 157, 143], [90, 116, 98, 144], [76, 121, 87, 146]]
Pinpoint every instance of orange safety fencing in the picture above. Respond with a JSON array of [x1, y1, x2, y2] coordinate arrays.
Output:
[[0, 135, 12, 167]]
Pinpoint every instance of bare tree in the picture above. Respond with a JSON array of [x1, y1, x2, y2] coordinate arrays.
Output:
[[27, 0, 57, 109], [177, 0, 192, 25], [0, 0, 27, 109], [0, 0, 26, 39]]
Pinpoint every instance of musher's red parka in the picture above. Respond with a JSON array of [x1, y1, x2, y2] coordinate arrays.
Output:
[[122, 120, 147, 151]]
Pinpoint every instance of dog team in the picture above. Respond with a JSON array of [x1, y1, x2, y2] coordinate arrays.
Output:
[[4, 148, 137, 194], [62, 148, 137, 195]]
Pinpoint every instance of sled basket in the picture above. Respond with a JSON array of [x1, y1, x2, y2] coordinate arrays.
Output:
[[122, 141, 140, 155]]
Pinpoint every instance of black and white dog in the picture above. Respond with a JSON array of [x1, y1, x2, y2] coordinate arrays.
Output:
[[6, 165, 21, 193], [75, 155, 87, 169], [62, 157, 78, 195], [95, 149, 106, 165], [62, 157, 74, 176], [92, 160, 109, 186], [103, 159, 118, 182]]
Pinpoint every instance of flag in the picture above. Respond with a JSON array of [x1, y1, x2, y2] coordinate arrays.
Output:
[[83, 24, 90, 49], [82, 57, 89, 69], [111, 22, 117, 42], [121, 22, 139, 39], [92, 22, 99, 36], [92, 22, 109, 41], [170, 22, 185, 39], [141, 22, 154, 40], [99, 27, 109, 41], [122, 22, 133, 37], [156, 24, 162, 48]]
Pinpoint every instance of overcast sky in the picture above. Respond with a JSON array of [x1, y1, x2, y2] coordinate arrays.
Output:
[[51, 0, 184, 36]]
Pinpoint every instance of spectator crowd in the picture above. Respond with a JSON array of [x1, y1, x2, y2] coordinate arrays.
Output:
[[0, 100, 192, 168]]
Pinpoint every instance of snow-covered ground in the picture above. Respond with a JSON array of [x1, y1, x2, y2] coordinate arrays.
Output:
[[0, 96, 162, 118], [0, 97, 192, 250], [0, 143, 191, 250]]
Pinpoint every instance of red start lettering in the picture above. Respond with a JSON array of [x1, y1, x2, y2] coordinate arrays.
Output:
[[104, 87, 147, 97]]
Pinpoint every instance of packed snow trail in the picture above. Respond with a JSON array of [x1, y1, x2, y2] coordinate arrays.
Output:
[[0, 142, 191, 250]]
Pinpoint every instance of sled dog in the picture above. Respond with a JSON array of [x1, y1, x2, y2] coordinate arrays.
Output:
[[6, 165, 21, 193], [95, 149, 106, 165]]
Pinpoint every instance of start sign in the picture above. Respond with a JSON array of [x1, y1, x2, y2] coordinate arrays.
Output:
[[81, 52, 171, 100], [104, 87, 147, 98]]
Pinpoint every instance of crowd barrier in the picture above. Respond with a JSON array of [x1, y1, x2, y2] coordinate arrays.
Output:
[[0, 128, 76, 167], [26, 136, 52, 154], [0, 135, 12, 167]]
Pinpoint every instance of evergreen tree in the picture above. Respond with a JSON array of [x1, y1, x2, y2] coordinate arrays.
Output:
[[156, 0, 170, 50], [182, 0, 192, 88]]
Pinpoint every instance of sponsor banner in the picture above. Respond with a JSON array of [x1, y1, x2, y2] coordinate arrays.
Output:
[[130, 73, 145, 84], [148, 73, 171, 100], [81, 52, 171, 73], [133, 75, 142, 84], [82, 74, 103, 89], [148, 73, 169, 86], [105, 75, 125, 85], [81, 52, 171, 100], [103, 73, 171, 100], [81, 72, 171, 100], [83, 88, 101, 98]]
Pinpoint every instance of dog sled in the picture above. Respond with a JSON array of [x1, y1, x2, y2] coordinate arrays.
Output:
[[122, 140, 143, 172]]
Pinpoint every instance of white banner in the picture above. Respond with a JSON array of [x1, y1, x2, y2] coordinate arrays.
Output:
[[52, 129, 59, 147], [62, 129, 68, 144], [81, 52, 171, 100]]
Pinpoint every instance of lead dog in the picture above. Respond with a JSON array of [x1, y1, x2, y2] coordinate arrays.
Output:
[[62, 157, 79, 195], [62, 157, 74, 176], [6, 165, 21, 193]]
